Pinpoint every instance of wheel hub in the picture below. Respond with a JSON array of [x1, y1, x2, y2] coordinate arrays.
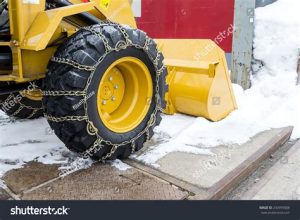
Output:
[[97, 57, 153, 133], [100, 67, 125, 114]]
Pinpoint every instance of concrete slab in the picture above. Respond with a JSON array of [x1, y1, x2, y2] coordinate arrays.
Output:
[[3, 162, 60, 195], [22, 163, 188, 200], [128, 127, 293, 199], [242, 140, 300, 200], [0, 188, 12, 200]]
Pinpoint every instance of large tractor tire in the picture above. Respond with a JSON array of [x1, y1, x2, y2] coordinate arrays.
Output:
[[43, 23, 167, 160], [0, 85, 43, 119]]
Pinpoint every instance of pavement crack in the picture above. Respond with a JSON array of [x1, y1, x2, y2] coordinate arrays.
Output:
[[119, 174, 141, 185]]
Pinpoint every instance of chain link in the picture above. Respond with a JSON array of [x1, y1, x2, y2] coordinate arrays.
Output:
[[131, 141, 136, 153], [82, 25, 112, 52], [12, 105, 24, 117], [79, 138, 104, 158], [27, 109, 38, 119], [51, 57, 96, 72], [44, 114, 88, 122], [19, 102, 43, 111], [1, 93, 43, 118], [43, 91, 86, 96]]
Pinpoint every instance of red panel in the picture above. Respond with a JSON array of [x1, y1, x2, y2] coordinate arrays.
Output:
[[136, 0, 234, 52]]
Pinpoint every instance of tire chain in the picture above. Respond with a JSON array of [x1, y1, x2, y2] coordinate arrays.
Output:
[[1, 93, 43, 119], [42, 91, 86, 96], [50, 57, 96, 72], [44, 21, 166, 162]]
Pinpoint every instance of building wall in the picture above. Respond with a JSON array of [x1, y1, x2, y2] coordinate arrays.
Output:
[[135, 0, 235, 53]]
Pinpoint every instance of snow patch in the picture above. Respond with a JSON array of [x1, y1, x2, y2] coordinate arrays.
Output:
[[0, 116, 68, 177], [0, 179, 5, 188], [59, 157, 93, 176], [110, 159, 132, 171]]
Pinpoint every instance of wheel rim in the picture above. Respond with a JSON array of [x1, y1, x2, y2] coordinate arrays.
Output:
[[20, 89, 43, 101], [97, 57, 153, 133]]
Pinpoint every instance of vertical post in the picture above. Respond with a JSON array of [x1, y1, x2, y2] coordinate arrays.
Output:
[[297, 49, 300, 85], [231, 0, 255, 90], [131, 0, 142, 18], [231, 0, 278, 89]]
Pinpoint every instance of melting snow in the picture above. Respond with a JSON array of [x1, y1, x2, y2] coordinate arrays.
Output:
[[110, 159, 132, 171], [0, 113, 68, 177]]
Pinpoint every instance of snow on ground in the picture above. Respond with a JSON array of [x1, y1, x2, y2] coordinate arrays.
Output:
[[0, 110, 129, 178], [0, 179, 5, 188], [0, 111, 69, 177], [109, 159, 132, 171], [136, 0, 300, 166], [0, 110, 98, 180], [59, 157, 93, 177], [0, 0, 300, 174]]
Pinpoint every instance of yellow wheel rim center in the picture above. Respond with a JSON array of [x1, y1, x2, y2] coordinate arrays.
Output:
[[97, 57, 153, 133]]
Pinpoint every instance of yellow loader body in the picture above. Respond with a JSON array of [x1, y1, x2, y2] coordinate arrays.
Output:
[[0, 0, 236, 121]]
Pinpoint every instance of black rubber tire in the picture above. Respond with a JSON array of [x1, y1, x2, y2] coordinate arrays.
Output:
[[43, 23, 167, 160], [0, 92, 43, 119], [0, 4, 10, 41]]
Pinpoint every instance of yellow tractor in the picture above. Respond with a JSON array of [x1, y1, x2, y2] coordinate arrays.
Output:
[[0, 0, 237, 160]]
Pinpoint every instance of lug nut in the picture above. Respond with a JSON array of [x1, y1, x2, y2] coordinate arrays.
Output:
[[102, 100, 107, 105], [114, 85, 119, 89], [111, 96, 116, 101], [146, 98, 152, 104], [109, 76, 113, 81]]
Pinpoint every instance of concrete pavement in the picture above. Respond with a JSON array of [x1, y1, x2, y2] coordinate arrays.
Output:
[[0, 127, 294, 200]]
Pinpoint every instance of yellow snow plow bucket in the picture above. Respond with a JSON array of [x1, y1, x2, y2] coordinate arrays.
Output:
[[156, 39, 237, 122]]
